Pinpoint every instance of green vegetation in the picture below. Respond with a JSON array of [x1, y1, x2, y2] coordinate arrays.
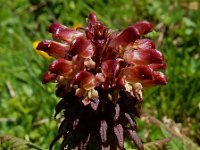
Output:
[[0, 0, 199, 149]]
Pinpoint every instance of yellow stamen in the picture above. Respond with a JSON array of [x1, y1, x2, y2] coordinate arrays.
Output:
[[72, 23, 83, 30]]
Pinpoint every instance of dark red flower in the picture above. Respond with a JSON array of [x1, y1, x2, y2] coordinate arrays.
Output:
[[37, 12, 167, 150]]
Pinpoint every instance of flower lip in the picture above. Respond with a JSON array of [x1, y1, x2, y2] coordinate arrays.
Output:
[[149, 63, 166, 70], [153, 72, 168, 84], [122, 65, 154, 83], [36, 40, 50, 51], [132, 39, 155, 50], [49, 23, 83, 43], [73, 71, 96, 90], [123, 49, 164, 65], [42, 72, 57, 84], [88, 12, 98, 26], [141, 71, 168, 87], [33, 41, 52, 59], [37, 40, 70, 58], [48, 23, 66, 33], [132, 21, 153, 36], [110, 21, 153, 47], [101, 60, 120, 78], [69, 37, 94, 58], [48, 59, 73, 76]]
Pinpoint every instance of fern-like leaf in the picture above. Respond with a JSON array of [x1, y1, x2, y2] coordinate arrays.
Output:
[[141, 112, 200, 150], [144, 136, 173, 150], [0, 134, 43, 150]]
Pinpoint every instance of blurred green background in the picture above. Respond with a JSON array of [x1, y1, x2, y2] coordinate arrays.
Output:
[[0, 0, 199, 149]]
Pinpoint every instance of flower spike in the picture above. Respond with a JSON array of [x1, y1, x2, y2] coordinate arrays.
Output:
[[37, 12, 167, 150]]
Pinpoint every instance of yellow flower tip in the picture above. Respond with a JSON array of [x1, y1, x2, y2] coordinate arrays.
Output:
[[33, 41, 40, 49], [72, 23, 83, 30], [32, 41, 53, 59]]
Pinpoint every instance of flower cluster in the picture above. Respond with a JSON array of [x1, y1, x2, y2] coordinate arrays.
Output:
[[37, 12, 167, 150]]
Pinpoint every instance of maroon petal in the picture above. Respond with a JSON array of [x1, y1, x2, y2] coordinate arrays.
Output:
[[37, 40, 69, 58], [88, 12, 98, 26], [149, 63, 166, 70], [69, 37, 94, 58], [141, 71, 167, 87], [71, 55, 85, 73], [124, 49, 164, 65], [49, 23, 83, 43], [73, 71, 96, 90], [101, 60, 119, 78], [131, 21, 153, 36], [86, 12, 108, 42], [48, 23, 66, 33], [132, 39, 155, 50], [49, 59, 73, 76], [122, 65, 153, 83], [116, 76, 125, 89], [151, 71, 168, 85], [110, 21, 153, 47], [42, 71, 57, 84]]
